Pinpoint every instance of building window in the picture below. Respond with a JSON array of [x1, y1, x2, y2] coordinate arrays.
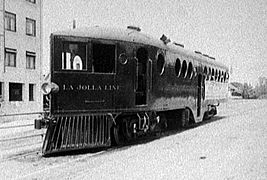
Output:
[[26, 18, 36, 36], [26, 0, 36, 3], [5, 48, 17, 67], [0, 82, 3, 101], [29, 84, 35, 101], [26, 51, 36, 69], [5, 11, 16, 32], [9, 83, 23, 101]]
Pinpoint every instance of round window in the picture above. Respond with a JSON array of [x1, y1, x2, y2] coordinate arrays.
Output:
[[157, 54, 165, 75], [187, 62, 193, 79], [119, 53, 128, 65], [181, 60, 187, 78], [175, 58, 181, 77]]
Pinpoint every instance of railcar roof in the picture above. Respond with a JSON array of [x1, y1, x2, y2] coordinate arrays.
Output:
[[52, 26, 165, 48], [53, 26, 228, 71]]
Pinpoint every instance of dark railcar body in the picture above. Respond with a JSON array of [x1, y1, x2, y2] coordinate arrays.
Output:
[[37, 26, 229, 155]]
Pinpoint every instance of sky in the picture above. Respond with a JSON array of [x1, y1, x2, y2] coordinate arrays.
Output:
[[43, 0, 267, 86]]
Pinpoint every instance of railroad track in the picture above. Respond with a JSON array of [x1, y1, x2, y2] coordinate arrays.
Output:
[[0, 123, 33, 130], [15, 148, 110, 179], [0, 133, 45, 143], [0, 123, 45, 163], [1, 149, 41, 162]]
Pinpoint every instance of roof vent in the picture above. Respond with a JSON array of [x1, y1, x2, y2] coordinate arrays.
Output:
[[160, 34, 171, 44], [173, 42, 184, 48], [127, 26, 141, 32]]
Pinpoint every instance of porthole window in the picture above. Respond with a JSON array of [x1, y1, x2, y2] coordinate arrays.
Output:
[[207, 67, 211, 80], [211, 68, 215, 81], [221, 72, 224, 82], [187, 62, 193, 79], [119, 53, 128, 65], [180, 60, 187, 78], [226, 72, 229, 82], [204, 66, 208, 80], [175, 58, 181, 77], [157, 54, 165, 75], [223, 72, 227, 82], [194, 66, 198, 77]]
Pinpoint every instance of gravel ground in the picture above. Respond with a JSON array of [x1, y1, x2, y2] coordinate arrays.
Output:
[[0, 99, 266, 180]]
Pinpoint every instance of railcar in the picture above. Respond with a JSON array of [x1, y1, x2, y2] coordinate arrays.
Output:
[[35, 26, 229, 155]]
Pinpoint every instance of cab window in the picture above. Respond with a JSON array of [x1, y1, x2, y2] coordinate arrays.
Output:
[[61, 42, 87, 70], [92, 43, 115, 73]]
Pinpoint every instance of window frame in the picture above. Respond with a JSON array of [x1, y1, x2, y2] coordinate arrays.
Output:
[[26, 51, 36, 69], [5, 11, 16, 32], [5, 48, 17, 67], [26, 17, 36, 36]]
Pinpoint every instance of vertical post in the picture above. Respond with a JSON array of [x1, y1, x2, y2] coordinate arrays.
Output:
[[73, 19, 76, 29], [2, 0, 5, 73]]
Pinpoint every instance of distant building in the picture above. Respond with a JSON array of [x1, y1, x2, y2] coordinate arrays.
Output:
[[0, 0, 43, 115], [228, 82, 242, 98], [259, 77, 267, 86], [258, 77, 267, 97]]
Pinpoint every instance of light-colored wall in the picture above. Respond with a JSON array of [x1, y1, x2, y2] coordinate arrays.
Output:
[[0, 0, 43, 115], [0, 0, 4, 76]]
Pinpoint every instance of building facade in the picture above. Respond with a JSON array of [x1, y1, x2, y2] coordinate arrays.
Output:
[[0, 0, 42, 115]]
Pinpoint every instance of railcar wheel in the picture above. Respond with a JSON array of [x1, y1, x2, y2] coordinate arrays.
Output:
[[121, 119, 136, 142], [181, 109, 190, 128], [112, 124, 125, 146], [112, 118, 137, 145]]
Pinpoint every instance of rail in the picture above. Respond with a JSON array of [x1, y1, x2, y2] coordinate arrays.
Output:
[[0, 112, 44, 117]]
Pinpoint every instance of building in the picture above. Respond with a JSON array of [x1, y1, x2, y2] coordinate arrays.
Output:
[[0, 0, 42, 115]]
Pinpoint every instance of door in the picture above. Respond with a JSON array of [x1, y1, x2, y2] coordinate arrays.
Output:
[[135, 47, 149, 105], [197, 74, 202, 116]]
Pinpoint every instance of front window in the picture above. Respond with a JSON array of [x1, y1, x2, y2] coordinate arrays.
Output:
[[61, 42, 87, 70], [92, 43, 115, 73], [58, 39, 116, 73], [26, 18, 36, 36], [5, 11, 16, 32], [5, 48, 16, 67]]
